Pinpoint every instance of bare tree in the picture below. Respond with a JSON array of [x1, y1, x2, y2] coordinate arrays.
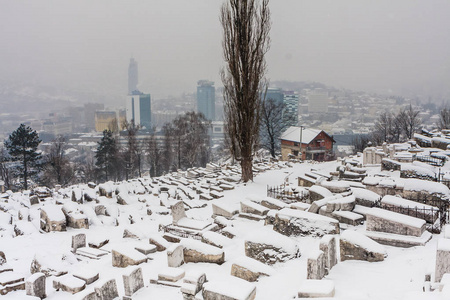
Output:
[[220, 0, 271, 182], [260, 98, 294, 158], [0, 147, 11, 190], [146, 127, 163, 177], [398, 104, 421, 140], [439, 107, 450, 130], [42, 136, 74, 187], [122, 121, 141, 179]]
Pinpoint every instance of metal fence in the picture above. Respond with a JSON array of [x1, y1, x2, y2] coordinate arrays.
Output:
[[415, 155, 446, 167], [376, 202, 448, 233], [267, 185, 308, 204]]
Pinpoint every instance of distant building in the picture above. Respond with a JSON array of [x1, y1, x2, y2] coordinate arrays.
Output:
[[197, 80, 215, 120], [280, 126, 335, 161], [265, 87, 284, 103], [308, 88, 329, 113], [128, 58, 138, 94], [283, 92, 299, 127], [84, 103, 104, 130], [126, 91, 152, 129], [95, 111, 117, 132]]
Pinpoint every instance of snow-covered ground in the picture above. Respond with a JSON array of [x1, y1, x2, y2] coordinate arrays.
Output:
[[0, 159, 448, 299]]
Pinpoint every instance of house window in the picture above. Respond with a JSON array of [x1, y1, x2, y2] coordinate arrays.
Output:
[[292, 150, 299, 156]]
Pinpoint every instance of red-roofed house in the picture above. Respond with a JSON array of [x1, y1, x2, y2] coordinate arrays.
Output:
[[280, 126, 335, 161]]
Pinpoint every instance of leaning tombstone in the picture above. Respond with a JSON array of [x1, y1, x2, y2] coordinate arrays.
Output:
[[26, 272, 46, 299], [72, 233, 86, 253], [123, 267, 144, 298]]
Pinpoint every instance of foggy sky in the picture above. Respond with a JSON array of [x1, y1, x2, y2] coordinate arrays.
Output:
[[1, 0, 450, 102]]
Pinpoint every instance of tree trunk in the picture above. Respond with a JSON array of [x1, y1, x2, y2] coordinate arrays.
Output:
[[241, 157, 253, 182]]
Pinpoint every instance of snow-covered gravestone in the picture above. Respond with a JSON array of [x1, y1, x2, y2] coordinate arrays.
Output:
[[72, 233, 86, 252], [298, 280, 335, 298], [435, 238, 450, 283], [340, 230, 386, 262], [172, 201, 187, 225], [40, 205, 66, 232], [202, 276, 256, 300], [26, 272, 46, 299], [123, 267, 144, 298], [167, 244, 184, 267], [319, 235, 337, 274], [94, 279, 119, 300], [307, 250, 326, 280]]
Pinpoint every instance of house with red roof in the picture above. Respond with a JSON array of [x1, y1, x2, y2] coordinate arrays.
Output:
[[280, 126, 335, 161]]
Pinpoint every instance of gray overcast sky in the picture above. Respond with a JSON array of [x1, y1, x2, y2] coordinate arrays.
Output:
[[1, 0, 450, 101]]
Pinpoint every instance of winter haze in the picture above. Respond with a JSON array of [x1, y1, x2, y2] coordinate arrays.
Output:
[[1, 0, 450, 100]]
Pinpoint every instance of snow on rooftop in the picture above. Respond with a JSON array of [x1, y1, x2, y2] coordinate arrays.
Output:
[[280, 126, 325, 144]]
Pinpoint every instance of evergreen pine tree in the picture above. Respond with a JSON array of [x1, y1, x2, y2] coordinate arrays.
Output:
[[95, 130, 118, 181], [4, 124, 42, 190]]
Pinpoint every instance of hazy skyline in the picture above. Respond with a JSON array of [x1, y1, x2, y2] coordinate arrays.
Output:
[[1, 0, 450, 102]]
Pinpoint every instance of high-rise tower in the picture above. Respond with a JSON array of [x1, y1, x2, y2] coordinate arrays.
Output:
[[128, 58, 138, 94], [197, 80, 215, 121]]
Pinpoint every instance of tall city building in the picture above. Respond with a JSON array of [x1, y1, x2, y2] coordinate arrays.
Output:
[[126, 91, 152, 129], [197, 80, 215, 121], [308, 88, 329, 113], [128, 58, 138, 94], [283, 92, 299, 127]]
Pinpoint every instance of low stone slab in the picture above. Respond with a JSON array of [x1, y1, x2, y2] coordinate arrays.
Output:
[[290, 202, 310, 211], [298, 279, 335, 298], [331, 210, 364, 226], [245, 229, 301, 265], [158, 267, 185, 282], [340, 230, 386, 262], [231, 256, 274, 282], [365, 230, 432, 248], [0, 272, 25, 295], [273, 208, 340, 237], [240, 201, 269, 216], [26, 272, 46, 299], [183, 270, 207, 295], [53, 275, 86, 294], [309, 185, 333, 202], [66, 213, 89, 229], [149, 234, 170, 251], [123, 267, 144, 297], [308, 195, 341, 214], [202, 231, 232, 249], [202, 276, 256, 300], [326, 195, 355, 212], [351, 187, 380, 207], [73, 269, 99, 285], [183, 239, 225, 265], [366, 207, 426, 237], [135, 243, 157, 255], [260, 197, 287, 210], [212, 202, 239, 219], [112, 247, 147, 268]]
